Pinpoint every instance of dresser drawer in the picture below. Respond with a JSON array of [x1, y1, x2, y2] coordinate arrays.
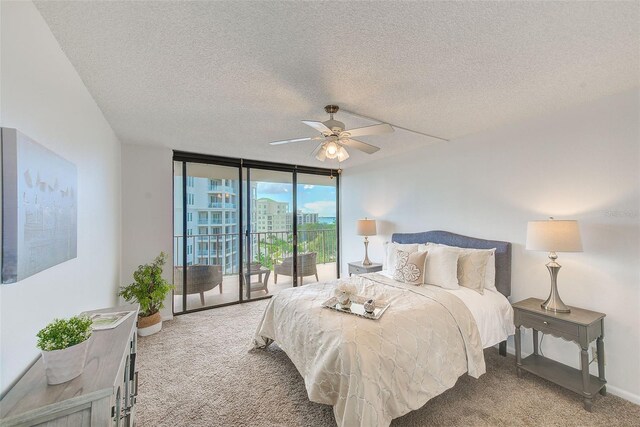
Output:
[[516, 310, 579, 340]]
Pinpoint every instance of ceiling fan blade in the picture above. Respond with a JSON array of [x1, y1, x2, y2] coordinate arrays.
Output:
[[302, 120, 332, 135], [269, 136, 322, 146], [340, 123, 394, 138], [340, 138, 380, 154]]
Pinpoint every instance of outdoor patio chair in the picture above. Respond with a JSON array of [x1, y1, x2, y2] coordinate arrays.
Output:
[[273, 252, 318, 285], [174, 264, 223, 305]]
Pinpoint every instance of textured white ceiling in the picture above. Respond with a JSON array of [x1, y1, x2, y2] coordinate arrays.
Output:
[[34, 1, 639, 168]]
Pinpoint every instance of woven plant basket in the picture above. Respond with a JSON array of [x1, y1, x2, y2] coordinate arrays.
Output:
[[138, 312, 162, 336]]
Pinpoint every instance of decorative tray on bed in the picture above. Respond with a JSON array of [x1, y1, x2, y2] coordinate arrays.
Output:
[[322, 295, 390, 320]]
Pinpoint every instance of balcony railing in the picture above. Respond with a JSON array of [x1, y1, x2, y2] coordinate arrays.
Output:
[[208, 184, 235, 193], [174, 228, 337, 276], [208, 202, 237, 209]]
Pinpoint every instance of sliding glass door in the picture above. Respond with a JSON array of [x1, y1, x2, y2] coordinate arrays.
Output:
[[173, 153, 339, 315], [243, 168, 294, 300], [296, 173, 338, 283], [173, 162, 241, 313]]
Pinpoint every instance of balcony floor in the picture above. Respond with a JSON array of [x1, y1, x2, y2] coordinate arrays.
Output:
[[173, 262, 338, 312]]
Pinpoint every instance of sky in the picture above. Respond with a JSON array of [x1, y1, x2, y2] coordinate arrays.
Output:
[[257, 182, 336, 217]]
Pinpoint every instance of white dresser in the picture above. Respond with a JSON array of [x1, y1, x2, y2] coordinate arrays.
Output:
[[0, 305, 139, 427]]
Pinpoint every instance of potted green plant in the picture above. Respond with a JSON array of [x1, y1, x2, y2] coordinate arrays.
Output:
[[119, 252, 173, 336], [36, 316, 93, 384]]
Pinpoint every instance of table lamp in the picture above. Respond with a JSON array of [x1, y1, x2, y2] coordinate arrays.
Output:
[[526, 217, 583, 313], [356, 218, 377, 266]]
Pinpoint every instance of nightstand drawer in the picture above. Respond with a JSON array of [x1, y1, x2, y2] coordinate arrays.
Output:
[[350, 265, 369, 274], [348, 262, 383, 275], [516, 310, 579, 340]]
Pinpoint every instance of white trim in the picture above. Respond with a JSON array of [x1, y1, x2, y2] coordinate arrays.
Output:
[[500, 342, 640, 405], [603, 385, 640, 405]]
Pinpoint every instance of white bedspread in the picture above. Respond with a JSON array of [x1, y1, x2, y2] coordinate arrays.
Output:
[[380, 270, 515, 348], [252, 273, 486, 427]]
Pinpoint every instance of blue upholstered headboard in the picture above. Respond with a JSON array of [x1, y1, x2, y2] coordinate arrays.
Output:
[[392, 230, 512, 297]]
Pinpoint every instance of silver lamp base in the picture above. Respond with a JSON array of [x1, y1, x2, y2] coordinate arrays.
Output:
[[541, 253, 571, 313], [362, 237, 372, 266]]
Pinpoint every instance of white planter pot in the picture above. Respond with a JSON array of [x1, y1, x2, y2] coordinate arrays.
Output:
[[138, 321, 162, 336], [41, 338, 91, 385], [137, 313, 163, 337]]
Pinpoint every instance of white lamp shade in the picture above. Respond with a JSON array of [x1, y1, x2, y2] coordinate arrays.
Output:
[[526, 220, 583, 252], [356, 219, 377, 236]]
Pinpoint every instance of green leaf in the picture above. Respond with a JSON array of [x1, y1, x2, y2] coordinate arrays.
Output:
[[36, 316, 93, 351], [118, 252, 173, 317]]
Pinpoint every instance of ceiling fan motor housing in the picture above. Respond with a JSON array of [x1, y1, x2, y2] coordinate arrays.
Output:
[[323, 119, 345, 133]]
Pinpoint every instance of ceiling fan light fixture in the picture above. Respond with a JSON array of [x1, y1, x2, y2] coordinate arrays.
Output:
[[315, 145, 327, 161], [325, 141, 339, 159], [336, 146, 349, 162]]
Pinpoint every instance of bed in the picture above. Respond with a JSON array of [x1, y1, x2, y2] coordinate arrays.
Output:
[[253, 231, 514, 427]]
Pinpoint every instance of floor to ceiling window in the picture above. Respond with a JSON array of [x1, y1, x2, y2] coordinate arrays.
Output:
[[173, 152, 339, 314]]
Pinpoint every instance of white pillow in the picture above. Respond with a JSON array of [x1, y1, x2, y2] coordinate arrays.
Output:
[[420, 243, 497, 292], [421, 245, 459, 289], [383, 242, 418, 270]]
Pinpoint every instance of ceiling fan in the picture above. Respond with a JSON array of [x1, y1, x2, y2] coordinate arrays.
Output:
[[269, 105, 394, 162]]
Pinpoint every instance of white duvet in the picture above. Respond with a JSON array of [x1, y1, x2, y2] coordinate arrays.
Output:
[[379, 270, 515, 348], [252, 273, 487, 427]]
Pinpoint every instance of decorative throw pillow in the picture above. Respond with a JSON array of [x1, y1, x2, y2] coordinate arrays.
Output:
[[420, 245, 460, 289], [457, 250, 491, 294], [384, 242, 419, 271], [392, 249, 428, 285]]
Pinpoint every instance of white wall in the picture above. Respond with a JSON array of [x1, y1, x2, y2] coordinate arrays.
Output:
[[0, 1, 121, 394], [340, 89, 640, 403], [120, 144, 174, 320]]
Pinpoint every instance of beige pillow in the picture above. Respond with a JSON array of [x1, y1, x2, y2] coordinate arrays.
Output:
[[420, 243, 496, 291], [392, 249, 428, 285], [457, 251, 491, 294]]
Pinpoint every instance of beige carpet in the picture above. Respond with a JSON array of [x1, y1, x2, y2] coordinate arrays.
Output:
[[137, 300, 639, 426]]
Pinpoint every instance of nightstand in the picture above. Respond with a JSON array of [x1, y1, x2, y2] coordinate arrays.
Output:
[[348, 261, 383, 275], [513, 297, 606, 411]]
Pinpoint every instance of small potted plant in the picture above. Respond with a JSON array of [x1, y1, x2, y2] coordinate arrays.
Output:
[[119, 252, 173, 336], [37, 316, 93, 384]]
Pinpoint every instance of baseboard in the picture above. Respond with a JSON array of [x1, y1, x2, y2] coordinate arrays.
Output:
[[605, 385, 640, 405], [500, 342, 640, 405]]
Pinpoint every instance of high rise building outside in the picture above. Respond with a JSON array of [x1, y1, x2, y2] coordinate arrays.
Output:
[[255, 198, 291, 232], [176, 177, 321, 273]]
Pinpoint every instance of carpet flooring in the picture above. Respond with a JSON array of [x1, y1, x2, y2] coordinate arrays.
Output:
[[137, 300, 639, 426]]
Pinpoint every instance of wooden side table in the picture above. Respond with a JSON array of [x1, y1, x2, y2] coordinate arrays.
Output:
[[513, 297, 606, 411], [348, 261, 383, 275]]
